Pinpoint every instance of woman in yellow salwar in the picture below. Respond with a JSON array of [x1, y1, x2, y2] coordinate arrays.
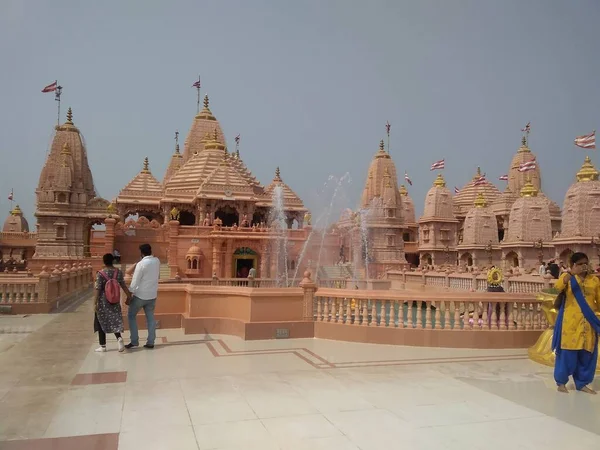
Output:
[[552, 252, 600, 394]]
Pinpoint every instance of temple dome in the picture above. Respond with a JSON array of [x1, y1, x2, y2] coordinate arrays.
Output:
[[453, 167, 501, 217], [461, 193, 499, 246], [507, 137, 541, 194], [118, 157, 163, 206], [3, 205, 29, 233], [261, 167, 306, 212], [399, 185, 415, 224], [186, 244, 203, 257], [360, 140, 403, 217], [36, 108, 97, 204], [505, 178, 552, 243], [422, 174, 454, 219], [163, 138, 184, 185], [560, 157, 600, 238], [182, 95, 226, 161]]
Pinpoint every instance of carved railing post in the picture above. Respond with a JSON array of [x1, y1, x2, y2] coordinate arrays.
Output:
[[299, 270, 317, 321], [168, 220, 180, 278], [38, 266, 50, 303]]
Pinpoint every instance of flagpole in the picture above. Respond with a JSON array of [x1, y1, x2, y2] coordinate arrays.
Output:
[[9, 189, 13, 210], [196, 75, 201, 114], [55, 81, 62, 126], [385, 122, 391, 154]]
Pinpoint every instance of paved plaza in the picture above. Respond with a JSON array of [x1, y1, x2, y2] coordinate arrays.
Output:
[[0, 295, 599, 450]]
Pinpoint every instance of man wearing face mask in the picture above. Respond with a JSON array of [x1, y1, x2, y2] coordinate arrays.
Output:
[[552, 252, 600, 394]]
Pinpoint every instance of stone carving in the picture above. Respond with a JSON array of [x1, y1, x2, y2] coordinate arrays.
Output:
[[170, 207, 180, 221]]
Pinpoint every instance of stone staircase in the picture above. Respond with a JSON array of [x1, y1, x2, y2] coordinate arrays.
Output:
[[114, 262, 171, 280], [318, 264, 355, 280]]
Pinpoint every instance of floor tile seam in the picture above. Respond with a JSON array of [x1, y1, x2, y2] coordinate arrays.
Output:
[[325, 353, 527, 366], [179, 380, 202, 450], [323, 356, 529, 369]]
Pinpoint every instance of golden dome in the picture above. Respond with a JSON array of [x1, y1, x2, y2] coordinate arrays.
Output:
[[474, 192, 487, 207], [398, 185, 408, 196], [520, 176, 538, 197], [576, 156, 599, 182], [11, 205, 23, 216], [433, 174, 446, 187]]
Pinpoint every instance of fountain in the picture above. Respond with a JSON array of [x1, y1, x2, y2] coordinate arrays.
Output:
[[269, 184, 290, 286]]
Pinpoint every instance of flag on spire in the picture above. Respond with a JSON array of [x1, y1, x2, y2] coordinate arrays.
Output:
[[192, 79, 201, 88], [518, 158, 537, 172], [521, 122, 531, 133], [404, 172, 412, 186], [454, 187, 460, 194], [385, 121, 391, 136], [574, 131, 596, 149], [473, 175, 487, 186], [41, 81, 57, 93], [8, 189, 13, 201], [499, 174, 508, 181], [235, 134, 240, 145], [430, 159, 445, 170]]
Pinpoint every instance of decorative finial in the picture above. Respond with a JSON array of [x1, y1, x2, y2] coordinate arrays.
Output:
[[379, 140, 385, 152], [520, 173, 538, 197], [521, 136, 527, 146], [476, 166, 481, 176], [433, 173, 446, 188], [142, 157, 150, 173], [66, 107, 73, 125], [203, 94, 209, 109], [399, 185, 408, 195], [235, 148, 240, 159], [275, 166, 281, 181], [11, 205, 22, 216], [576, 156, 599, 182], [61, 142, 71, 155], [474, 192, 487, 208]]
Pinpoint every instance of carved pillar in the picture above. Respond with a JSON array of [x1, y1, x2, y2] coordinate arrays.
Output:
[[225, 240, 234, 277], [260, 242, 269, 278], [212, 239, 222, 277], [168, 220, 180, 278], [104, 217, 116, 256]]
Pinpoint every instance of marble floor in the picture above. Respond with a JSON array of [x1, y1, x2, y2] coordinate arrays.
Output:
[[0, 296, 599, 449]]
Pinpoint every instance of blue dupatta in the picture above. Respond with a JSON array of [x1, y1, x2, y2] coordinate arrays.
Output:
[[552, 276, 600, 354]]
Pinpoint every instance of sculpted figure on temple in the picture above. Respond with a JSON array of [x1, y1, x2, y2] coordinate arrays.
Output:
[[203, 214, 210, 226], [170, 207, 180, 221], [241, 214, 249, 227]]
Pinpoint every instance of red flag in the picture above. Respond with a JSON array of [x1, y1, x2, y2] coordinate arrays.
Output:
[[454, 187, 460, 194], [404, 172, 412, 186], [499, 174, 508, 181], [8, 190, 13, 201], [574, 131, 596, 149], [385, 121, 391, 136], [192, 79, 201, 88], [42, 81, 57, 93], [519, 158, 536, 172], [235, 134, 240, 144], [473, 175, 486, 186], [430, 159, 445, 171], [521, 122, 531, 133]]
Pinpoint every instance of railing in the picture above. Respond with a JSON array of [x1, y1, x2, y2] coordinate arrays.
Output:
[[388, 270, 554, 293], [0, 263, 94, 310], [0, 231, 37, 241], [160, 277, 298, 288], [314, 288, 545, 331]]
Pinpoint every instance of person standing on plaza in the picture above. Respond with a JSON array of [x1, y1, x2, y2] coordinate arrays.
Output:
[[125, 243, 161, 349], [95, 253, 132, 353], [552, 252, 600, 394]]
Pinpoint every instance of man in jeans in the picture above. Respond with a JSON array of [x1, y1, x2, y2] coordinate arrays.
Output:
[[126, 243, 161, 349]]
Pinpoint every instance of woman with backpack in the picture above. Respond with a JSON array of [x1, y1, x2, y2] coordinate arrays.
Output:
[[94, 253, 132, 352]]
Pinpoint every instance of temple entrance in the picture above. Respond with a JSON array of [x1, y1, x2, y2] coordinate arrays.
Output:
[[460, 252, 473, 267], [232, 247, 257, 278], [505, 251, 519, 268], [216, 205, 238, 227]]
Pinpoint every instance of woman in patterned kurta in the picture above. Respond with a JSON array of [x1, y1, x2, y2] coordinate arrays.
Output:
[[553, 252, 600, 394], [94, 253, 132, 353]]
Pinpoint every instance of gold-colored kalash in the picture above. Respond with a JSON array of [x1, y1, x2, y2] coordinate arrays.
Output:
[[528, 291, 600, 372]]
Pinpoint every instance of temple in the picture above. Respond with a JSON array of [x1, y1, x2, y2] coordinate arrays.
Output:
[[1, 89, 599, 284]]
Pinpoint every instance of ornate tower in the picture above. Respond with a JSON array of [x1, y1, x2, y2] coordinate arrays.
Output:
[[418, 174, 459, 267], [33, 108, 108, 264], [501, 176, 553, 270], [457, 193, 500, 268], [358, 140, 407, 276], [553, 157, 600, 265]]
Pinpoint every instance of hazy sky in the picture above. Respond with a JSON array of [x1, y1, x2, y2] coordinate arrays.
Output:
[[1, 0, 599, 226]]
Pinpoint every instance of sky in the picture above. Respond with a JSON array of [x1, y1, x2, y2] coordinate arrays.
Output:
[[1, 0, 599, 226]]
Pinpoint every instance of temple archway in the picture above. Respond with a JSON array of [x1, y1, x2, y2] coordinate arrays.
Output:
[[232, 247, 258, 278], [216, 205, 238, 227], [505, 251, 519, 268], [460, 252, 473, 267], [559, 248, 572, 265], [84, 220, 105, 257], [421, 253, 432, 266], [179, 211, 196, 226]]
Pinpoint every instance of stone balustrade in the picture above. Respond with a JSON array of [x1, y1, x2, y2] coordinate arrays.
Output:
[[387, 269, 554, 293], [0, 263, 94, 313]]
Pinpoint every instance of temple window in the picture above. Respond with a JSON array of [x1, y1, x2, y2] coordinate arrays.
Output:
[[423, 229, 430, 241], [56, 226, 65, 239], [403, 232, 410, 242], [386, 209, 394, 218], [57, 193, 67, 203]]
